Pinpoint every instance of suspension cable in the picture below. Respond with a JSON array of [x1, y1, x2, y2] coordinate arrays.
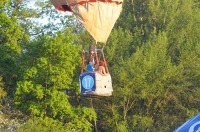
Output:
[[101, 43, 109, 73], [94, 41, 99, 66]]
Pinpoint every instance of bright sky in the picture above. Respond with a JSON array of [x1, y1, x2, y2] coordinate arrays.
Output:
[[26, 0, 71, 25]]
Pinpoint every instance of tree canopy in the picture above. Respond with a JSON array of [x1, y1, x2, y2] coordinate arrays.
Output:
[[0, 0, 199, 131]]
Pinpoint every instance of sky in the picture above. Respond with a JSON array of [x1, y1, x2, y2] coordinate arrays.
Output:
[[26, 0, 71, 25]]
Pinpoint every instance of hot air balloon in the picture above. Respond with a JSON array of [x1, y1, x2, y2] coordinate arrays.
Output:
[[51, 0, 123, 97]]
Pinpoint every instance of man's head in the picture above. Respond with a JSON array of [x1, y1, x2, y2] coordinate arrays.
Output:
[[99, 61, 104, 66], [89, 61, 94, 66]]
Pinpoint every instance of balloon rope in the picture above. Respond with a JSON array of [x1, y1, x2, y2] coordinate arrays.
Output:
[[94, 44, 99, 67], [102, 44, 109, 73]]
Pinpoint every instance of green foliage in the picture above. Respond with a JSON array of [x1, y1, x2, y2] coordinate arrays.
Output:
[[14, 29, 96, 131], [111, 32, 180, 131], [101, 30, 199, 131], [0, 10, 22, 54], [106, 27, 133, 65], [0, 0, 9, 10], [75, 0, 200, 131], [132, 115, 153, 131], [0, 76, 6, 98], [15, 30, 80, 117], [0, 76, 6, 108], [66, 107, 96, 131], [165, 0, 200, 63], [0, 0, 28, 97], [17, 116, 65, 132], [0, 0, 199, 131], [17, 107, 96, 132]]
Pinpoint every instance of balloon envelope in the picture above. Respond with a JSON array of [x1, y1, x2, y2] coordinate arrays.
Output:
[[51, 0, 123, 43]]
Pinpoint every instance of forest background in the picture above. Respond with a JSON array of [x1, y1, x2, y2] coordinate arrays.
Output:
[[0, 0, 200, 131]]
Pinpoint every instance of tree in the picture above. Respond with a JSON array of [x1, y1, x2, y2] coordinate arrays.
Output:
[[0, 0, 199, 131], [0, 0, 28, 97], [74, 0, 200, 131], [14, 29, 96, 131], [17, 117, 66, 132], [14, 0, 76, 38], [165, 0, 200, 63], [0, 76, 6, 107], [15, 30, 79, 116]]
